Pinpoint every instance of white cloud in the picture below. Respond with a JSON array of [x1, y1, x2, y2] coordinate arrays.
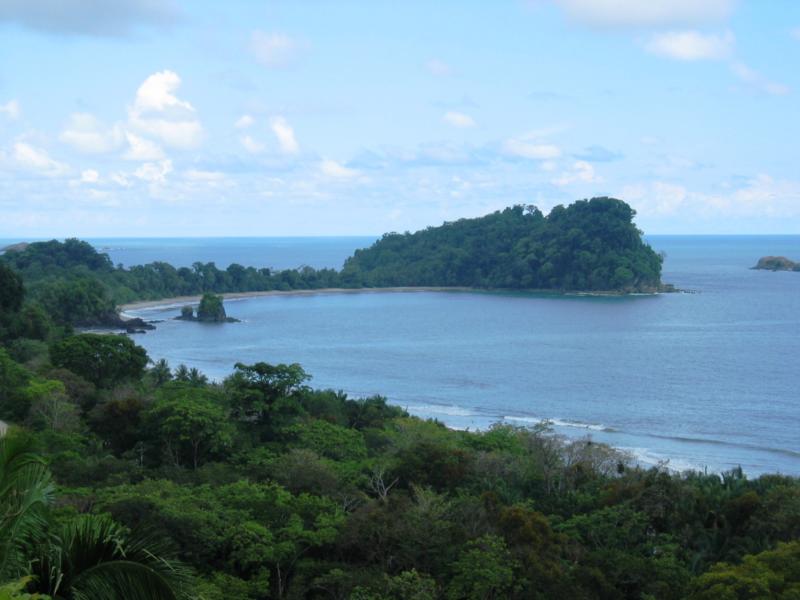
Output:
[[621, 181, 688, 215], [730, 62, 790, 96], [503, 138, 561, 160], [645, 30, 733, 61], [0, 100, 20, 119], [110, 172, 132, 187], [623, 175, 800, 219], [132, 70, 193, 113], [134, 159, 172, 184], [551, 0, 733, 29], [80, 169, 99, 183], [320, 159, 360, 179], [128, 70, 202, 148], [426, 58, 452, 76], [443, 111, 475, 128], [12, 142, 69, 177], [552, 160, 598, 186], [60, 113, 124, 153], [240, 135, 265, 154], [123, 132, 165, 160], [235, 114, 254, 129], [250, 31, 302, 68], [270, 116, 300, 154]]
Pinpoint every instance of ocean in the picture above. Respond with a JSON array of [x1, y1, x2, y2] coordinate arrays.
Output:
[[5, 235, 798, 475]]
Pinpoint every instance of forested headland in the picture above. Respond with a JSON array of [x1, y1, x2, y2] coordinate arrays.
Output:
[[0, 197, 667, 330], [0, 223, 799, 599]]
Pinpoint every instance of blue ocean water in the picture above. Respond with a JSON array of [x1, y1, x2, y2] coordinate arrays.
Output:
[[5, 235, 798, 475]]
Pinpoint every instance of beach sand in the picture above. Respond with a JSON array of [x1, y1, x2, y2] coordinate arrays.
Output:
[[119, 286, 475, 314]]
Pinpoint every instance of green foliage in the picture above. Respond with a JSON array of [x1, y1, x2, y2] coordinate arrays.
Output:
[[0, 578, 49, 600], [50, 333, 148, 388], [0, 263, 24, 314], [0, 348, 32, 422], [689, 541, 800, 599], [30, 514, 193, 600], [0, 432, 55, 583], [196, 293, 226, 322], [342, 198, 663, 291], [447, 534, 518, 600], [145, 383, 234, 469]]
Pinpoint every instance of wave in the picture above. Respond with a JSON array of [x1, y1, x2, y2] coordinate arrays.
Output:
[[645, 432, 800, 460], [502, 414, 613, 432], [621, 447, 707, 474], [404, 403, 478, 418]]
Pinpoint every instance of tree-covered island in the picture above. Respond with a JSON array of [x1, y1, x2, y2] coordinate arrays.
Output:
[[0, 198, 670, 332]]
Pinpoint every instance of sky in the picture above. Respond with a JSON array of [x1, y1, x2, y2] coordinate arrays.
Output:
[[1, 0, 799, 237]]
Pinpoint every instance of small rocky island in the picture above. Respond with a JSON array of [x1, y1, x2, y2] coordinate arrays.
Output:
[[177, 293, 240, 323], [753, 256, 799, 272]]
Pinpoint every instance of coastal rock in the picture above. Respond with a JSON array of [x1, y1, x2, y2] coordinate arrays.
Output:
[[0, 242, 29, 253], [753, 256, 799, 272], [175, 294, 240, 323]]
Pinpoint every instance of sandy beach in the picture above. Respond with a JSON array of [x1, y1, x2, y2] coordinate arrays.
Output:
[[119, 286, 475, 313]]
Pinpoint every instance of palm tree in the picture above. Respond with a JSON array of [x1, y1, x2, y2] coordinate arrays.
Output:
[[0, 432, 192, 599], [148, 359, 173, 387], [0, 431, 54, 582], [29, 515, 192, 600]]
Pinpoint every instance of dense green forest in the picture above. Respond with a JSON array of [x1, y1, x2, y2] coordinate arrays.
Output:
[[0, 198, 665, 328], [342, 198, 664, 291], [1, 257, 799, 599]]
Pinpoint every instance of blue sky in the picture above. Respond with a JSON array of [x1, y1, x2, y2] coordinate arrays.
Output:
[[1, 0, 799, 236]]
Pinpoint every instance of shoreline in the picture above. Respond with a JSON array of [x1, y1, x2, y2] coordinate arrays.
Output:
[[118, 286, 475, 313], [119, 285, 671, 314]]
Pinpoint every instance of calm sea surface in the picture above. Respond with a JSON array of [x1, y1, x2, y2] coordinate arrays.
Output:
[[5, 235, 797, 475]]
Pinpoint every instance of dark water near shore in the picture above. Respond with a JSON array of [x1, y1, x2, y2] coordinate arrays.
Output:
[[8, 235, 797, 475]]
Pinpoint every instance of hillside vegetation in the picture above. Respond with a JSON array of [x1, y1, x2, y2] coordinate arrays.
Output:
[[342, 198, 664, 292]]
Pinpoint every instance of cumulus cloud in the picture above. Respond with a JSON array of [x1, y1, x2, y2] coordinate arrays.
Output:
[[320, 159, 360, 179], [0, 100, 20, 120], [623, 175, 800, 220], [60, 113, 124, 153], [549, 0, 733, 29], [0, 0, 180, 37], [80, 169, 99, 183], [250, 31, 304, 68], [134, 159, 172, 184], [443, 111, 476, 128], [123, 132, 165, 161], [730, 62, 790, 96], [270, 116, 300, 154], [240, 135, 265, 154], [128, 70, 203, 148], [12, 142, 69, 177], [503, 138, 561, 160], [552, 160, 598, 186], [235, 114, 255, 129], [645, 30, 734, 61]]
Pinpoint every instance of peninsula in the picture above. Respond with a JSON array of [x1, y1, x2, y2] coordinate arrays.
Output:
[[0, 197, 668, 330]]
